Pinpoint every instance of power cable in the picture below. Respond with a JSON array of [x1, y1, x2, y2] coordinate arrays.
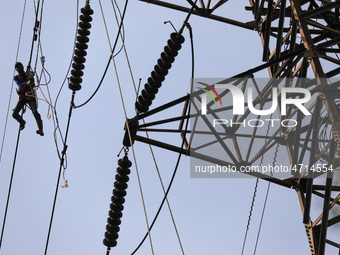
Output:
[[50, 0, 80, 185], [0, 0, 27, 168], [130, 18, 195, 255], [0, 0, 43, 251], [97, 1, 155, 253], [253, 143, 278, 254], [73, 0, 128, 109], [0, 112, 24, 252], [27, 0, 41, 69], [241, 112, 273, 255], [44, 1, 94, 253], [44, 91, 76, 255]]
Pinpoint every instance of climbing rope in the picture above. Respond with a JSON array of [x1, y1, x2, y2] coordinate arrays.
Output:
[[130, 15, 196, 255], [44, 1, 94, 254], [97, 1, 155, 253], [0, 0, 43, 251], [44, 91, 76, 255], [0, 0, 27, 168]]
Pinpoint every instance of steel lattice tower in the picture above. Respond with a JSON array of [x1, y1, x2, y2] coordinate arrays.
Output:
[[123, 1, 340, 254]]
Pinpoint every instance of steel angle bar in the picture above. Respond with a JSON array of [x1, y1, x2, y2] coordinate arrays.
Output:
[[292, 111, 303, 177], [136, 134, 294, 186], [245, 109, 264, 162], [274, 0, 287, 73], [196, 113, 239, 164], [318, 140, 336, 255], [138, 115, 190, 129], [137, 95, 190, 120], [303, 97, 322, 224], [327, 215, 340, 228], [262, 0, 273, 62], [313, 186, 340, 192], [300, 1, 340, 20], [138, 0, 254, 30], [135, 135, 189, 155], [305, 19, 340, 36]]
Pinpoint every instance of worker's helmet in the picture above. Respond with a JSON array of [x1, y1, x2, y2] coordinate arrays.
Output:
[[14, 62, 23, 71]]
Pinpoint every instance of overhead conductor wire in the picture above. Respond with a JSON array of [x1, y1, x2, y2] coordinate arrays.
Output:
[[130, 5, 197, 254], [43, 0, 88, 253], [73, 0, 127, 109], [241, 112, 274, 255], [51, 0, 80, 186], [108, 0, 193, 253], [0, 0, 41, 252], [97, 0, 155, 254], [253, 143, 278, 254], [0, 0, 27, 168]]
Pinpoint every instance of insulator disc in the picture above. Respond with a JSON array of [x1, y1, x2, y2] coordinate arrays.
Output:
[[164, 45, 178, 57], [71, 69, 84, 77], [68, 83, 81, 91], [147, 77, 161, 89], [77, 28, 90, 36], [107, 217, 121, 226], [116, 166, 131, 175], [72, 62, 85, 70], [70, 76, 82, 84], [103, 238, 117, 248], [157, 58, 171, 70], [112, 189, 127, 199], [154, 64, 168, 76], [114, 181, 128, 190], [115, 174, 129, 183], [142, 89, 155, 100], [144, 83, 159, 94], [104, 231, 119, 240], [118, 157, 132, 168], [73, 55, 86, 64], [106, 224, 120, 233], [79, 21, 91, 30], [112, 196, 125, 206], [80, 14, 93, 23], [138, 95, 152, 107], [135, 101, 149, 113], [170, 32, 185, 44], [167, 38, 182, 51], [110, 202, 124, 211], [109, 210, 123, 219], [75, 42, 88, 50], [160, 52, 175, 64], [74, 48, 87, 57], [151, 71, 165, 82], [77, 35, 89, 43], [81, 6, 94, 15]]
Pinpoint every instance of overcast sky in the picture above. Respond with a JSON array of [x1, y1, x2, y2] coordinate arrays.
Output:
[[0, 0, 333, 254]]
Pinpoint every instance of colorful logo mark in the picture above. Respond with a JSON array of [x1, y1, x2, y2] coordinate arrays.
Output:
[[197, 82, 222, 106]]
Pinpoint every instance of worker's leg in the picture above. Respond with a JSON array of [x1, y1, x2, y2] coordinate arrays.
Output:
[[12, 100, 26, 129], [27, 99, 44, 135]]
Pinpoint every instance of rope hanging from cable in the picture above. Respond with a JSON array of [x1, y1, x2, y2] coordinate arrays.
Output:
[[44, 1, 94, 254]]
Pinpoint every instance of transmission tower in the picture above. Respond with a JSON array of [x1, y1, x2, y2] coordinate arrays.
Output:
[[120, 1, 340, 254]]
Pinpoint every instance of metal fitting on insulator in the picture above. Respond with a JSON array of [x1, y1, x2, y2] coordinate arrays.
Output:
[[122, 118, 139, 147], [135, 32, 185, 113], [68, 2, 94, 91], [103, 155, 132, 248]]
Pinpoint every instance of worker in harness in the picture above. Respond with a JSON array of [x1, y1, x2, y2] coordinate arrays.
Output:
[[12, 62, 44, 136]]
